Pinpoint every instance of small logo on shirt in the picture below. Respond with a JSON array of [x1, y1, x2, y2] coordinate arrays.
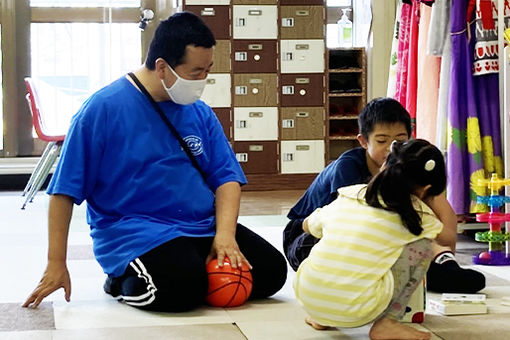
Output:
[[183, 135, 203, 156]]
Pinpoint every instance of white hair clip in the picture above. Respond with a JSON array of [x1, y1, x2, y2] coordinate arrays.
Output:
[[424, 159, 436, 171]]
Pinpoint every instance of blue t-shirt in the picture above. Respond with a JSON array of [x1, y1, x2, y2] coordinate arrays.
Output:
[[287, 147, 371, 220], [47, 76, 247, 276]]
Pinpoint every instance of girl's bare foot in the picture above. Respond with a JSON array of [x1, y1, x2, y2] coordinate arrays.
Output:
[[305, 316, 330, 330], [369, 317, 431, 340]]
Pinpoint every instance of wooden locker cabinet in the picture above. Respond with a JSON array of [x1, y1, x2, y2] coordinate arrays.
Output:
[[178, 0, 328, 189], [327, 48, 366, 162], [212, 108, 232, 140], [281, 107, 324, 140], [211, 40, 231, 73], [232, 40, 278, 73], [233, 73, 278, 107], [234, 141, 278, 174], [280, 74, 324, 107], [280, 6, 324, 39], [184, 5, 231, 39]]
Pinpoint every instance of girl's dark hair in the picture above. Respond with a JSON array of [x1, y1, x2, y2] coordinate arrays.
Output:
[[365, 139, 446, 235], [145, 12, 216, 70]]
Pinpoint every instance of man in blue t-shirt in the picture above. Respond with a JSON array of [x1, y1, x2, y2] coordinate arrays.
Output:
[[23, 12, 287, 312], [284, 98, 486, 294]]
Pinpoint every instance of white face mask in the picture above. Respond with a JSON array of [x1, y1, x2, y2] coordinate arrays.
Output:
[[161, 65, 207, 105]]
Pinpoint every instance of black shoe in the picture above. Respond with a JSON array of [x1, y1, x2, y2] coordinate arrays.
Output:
[[426, 261, 486, 293], [104, 276, 120, 298]]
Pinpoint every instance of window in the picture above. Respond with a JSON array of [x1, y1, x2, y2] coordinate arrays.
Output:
[[326, 0, 352, 48], [30, 0, 140, 7], [31, 23, 141, 133]]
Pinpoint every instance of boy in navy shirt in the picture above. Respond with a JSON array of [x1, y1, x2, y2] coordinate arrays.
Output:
[[284, 97, 485, 294]]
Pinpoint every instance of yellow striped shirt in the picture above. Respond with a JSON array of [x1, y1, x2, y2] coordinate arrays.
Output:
[[293, 184, 443, 327]]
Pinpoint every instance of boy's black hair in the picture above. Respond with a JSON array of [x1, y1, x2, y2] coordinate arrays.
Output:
[[365, 139, 446, 236], [145, 12, 216, 70], [358, 97, 412, 139]]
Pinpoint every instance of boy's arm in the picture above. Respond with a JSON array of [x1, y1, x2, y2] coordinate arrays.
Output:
[[423, 194, 457, 251], [23, 194, 74, 308]]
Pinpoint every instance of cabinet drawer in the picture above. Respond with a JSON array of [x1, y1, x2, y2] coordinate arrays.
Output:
[[281, 140, 325, 174], [185, 0, 230, 4], [280, 74, 324, 107], [212, 108, 232, 140], [233, 0, 276, 3], [184, 5, 230, 39], [280, 6, 324, 39], [281, 107, 324, 140], [234, 141, 278, 174], [211, 40, 231, 73], [234, 107, 278, 141], [233, 5, 278, 39], [232, 40, 277, 73], [280, 39, 324, 73], [233, 73, 278, 107], [201, 74, 231, 108], [280, 0, 325, 4]]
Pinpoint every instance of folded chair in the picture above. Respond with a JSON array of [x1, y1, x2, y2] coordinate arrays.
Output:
[[21, 77, 66, 209]]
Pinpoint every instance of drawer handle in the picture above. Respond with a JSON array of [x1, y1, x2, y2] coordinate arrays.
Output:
[[296, 10, 309, 16], [296, 145, 310, 151], [249, 112, 263, 118], [236, 153, 248, 162], [201, 8, 215, 16], [282, 153, 294, 162], [295, 44, 309, 50], [249, 78, 263, 84], [296, 112, 309, 117], [248, 44, 263, 50], [282, 119, 295, 128], [235, 86, 248, 95], [282, 18, 294, 27], [206, 78, 216, 85], [249, 145, 264, 151], [248, 9, 262, 16], [282, 85, 294, 95], [295, 78, 310, 84], [235, 52, 247, 61]]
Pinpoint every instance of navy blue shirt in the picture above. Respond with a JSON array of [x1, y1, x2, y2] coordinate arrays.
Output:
[[48, 76, 246, 276], [288, 147, 371, 219]]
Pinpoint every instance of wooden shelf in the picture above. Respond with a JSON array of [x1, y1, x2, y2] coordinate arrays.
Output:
[[329, 135, 357, 140], [329, 93, 363, 97], [329, 115, 358, 120], [329, 68, 363, 73]]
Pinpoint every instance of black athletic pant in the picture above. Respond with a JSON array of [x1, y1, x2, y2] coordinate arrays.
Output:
[[282, 218, 319, 271], [105, 224, 288, 312]]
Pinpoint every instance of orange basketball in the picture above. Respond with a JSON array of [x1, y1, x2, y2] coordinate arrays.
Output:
[[206, 258, 253, 307]]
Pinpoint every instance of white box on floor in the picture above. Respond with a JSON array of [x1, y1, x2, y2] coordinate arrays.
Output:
[[402, 280, 425, 323], [429, 293, 487, 315]]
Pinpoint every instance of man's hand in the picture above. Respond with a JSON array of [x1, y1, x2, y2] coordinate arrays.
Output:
[[22, 260, 71, 308], [206, 232, 252, 270]]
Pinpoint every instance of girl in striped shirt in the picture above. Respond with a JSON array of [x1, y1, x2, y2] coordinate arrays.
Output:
[[294, 139, 456, 340]]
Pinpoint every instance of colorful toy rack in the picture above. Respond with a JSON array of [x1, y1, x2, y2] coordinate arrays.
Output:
[[473, 174, 510, 265]]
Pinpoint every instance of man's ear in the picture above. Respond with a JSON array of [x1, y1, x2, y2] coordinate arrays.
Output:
[[155, 58, 167, 80], [357, 134, 368, 149]]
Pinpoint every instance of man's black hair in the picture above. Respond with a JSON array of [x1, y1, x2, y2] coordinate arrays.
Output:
[[358, 97, 412, 139], [145, 12, 216, 70]]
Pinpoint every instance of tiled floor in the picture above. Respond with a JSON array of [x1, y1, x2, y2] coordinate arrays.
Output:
[[2, 190, 510, 339]]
